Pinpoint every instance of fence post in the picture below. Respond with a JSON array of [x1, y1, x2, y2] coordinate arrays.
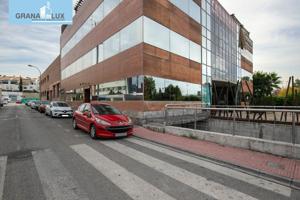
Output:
[[164, 107, 168, 126], [292, 112, 296, 144], [233, 111, 236, 136], [194, 108, 197, 130]]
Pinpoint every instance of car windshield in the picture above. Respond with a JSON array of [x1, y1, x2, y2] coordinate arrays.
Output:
[[53, 102, 69, 107], [41, 101, 49, 104], [92, 104, 121, 115]]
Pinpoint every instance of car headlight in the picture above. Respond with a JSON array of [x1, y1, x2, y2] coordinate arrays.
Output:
[[95, 118, 111, 126], [127, 117, 133, 124]]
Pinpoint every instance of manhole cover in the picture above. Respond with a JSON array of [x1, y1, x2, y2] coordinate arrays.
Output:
[[267, 161, 285, 170]]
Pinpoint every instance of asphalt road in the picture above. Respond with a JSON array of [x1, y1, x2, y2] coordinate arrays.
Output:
[[0, 104, 299, 200]]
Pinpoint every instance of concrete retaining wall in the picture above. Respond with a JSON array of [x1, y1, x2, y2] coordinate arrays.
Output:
[[165, 126, 300, 159]]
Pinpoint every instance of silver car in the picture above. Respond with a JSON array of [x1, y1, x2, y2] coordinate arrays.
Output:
[[45, 101, 73, 118]]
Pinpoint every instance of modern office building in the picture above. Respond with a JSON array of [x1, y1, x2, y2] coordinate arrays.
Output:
[[55, 0, 253, 111]]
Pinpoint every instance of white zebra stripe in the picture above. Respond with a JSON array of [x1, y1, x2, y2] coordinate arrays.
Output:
[[128, 138, 291, 197], [102, 141, 259, 200], [71, 144, 176, 200], [0, 156, 7, 200], [32, 149, 89, 200]]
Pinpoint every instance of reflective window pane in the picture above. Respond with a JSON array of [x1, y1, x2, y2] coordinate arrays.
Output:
[[120, 17, 143, 51], [144, 76, 201, 101], [170, 0, 188, 14], [144, 17, 170, 51], [189, 41, 201, 63], [104, 0, 120, 16], [104, 32, 120, 59], [189, 0, 200, 23], [170, 31, 189, 58], [98, 44, 104, 63]]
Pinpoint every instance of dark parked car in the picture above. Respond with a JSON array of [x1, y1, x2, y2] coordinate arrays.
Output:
[[72, 103, 133, 139], [38, 101, 50, 113], [31, 100, 41, 110]]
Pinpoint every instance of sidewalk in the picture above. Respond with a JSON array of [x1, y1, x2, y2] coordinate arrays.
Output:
[[133, 126, 300, 186]]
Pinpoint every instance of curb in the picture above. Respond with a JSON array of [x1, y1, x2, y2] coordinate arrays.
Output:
[[133, 135, 300, 190]]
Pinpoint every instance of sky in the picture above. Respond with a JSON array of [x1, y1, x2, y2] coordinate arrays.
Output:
[[0, 0, 299, 85]]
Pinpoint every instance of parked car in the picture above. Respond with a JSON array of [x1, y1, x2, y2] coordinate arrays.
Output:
[[26, 100, 33, 106], [38, 101, 50, 113], [2, 97, 9, 105], [45, 101, 73, 118], [72, 103, 133, 139], [16, 100, 22, 104], [31, 100, 41, 110]]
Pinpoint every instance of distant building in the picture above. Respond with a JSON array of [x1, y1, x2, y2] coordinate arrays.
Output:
[[0, 75, 39, 101]]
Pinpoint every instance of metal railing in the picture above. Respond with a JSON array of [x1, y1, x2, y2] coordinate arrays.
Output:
[[164, 105, 300, 144]]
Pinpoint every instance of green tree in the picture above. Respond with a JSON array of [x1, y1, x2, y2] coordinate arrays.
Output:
[[164, 84, 182, 100], [19, 77, 23, 92], [144, 77, 156, 100], [253, 71, 281, 98]]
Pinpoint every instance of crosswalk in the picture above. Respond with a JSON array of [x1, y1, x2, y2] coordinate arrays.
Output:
[[0, 156, 7, 200], [0, 138, 295, 200]]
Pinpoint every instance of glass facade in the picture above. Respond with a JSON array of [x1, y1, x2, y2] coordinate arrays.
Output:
[[143, 16, 202, 63], [90, 76, 202, 102], [61, 0, 123, 58], [94, 76, 144, 101], [144, 76, 201, 101], [62, 17, 143, 80], [62, 16, 201, 80], [62, 0, 252, 105]]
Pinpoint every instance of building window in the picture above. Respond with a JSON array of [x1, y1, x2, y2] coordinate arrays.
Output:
[[144, 17, 170, 52], [120, 17, 143, 51], [170, 31, 189, 58], [104, 32, 120, 59]]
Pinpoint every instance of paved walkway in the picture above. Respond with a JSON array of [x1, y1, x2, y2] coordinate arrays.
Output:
[[133, 126, 300, 184]]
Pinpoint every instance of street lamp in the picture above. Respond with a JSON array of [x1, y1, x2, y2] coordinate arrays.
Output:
[[28, 64, 42, 100]]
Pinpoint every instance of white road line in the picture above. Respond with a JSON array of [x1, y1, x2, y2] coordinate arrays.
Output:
[[71, 144, 176, 200], [32, 149, 89, 200], [102, 141, 259, 200], [128, 138, 292, 197], [0, 156, 7, 200]]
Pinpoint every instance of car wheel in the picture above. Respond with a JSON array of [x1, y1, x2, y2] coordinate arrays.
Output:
[[90, 125, 97, 139], [72, 118, 78, 129]]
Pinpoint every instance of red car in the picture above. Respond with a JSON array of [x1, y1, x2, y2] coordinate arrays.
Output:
[[72, 103, 133, 139], [38, 101, 50, 113]]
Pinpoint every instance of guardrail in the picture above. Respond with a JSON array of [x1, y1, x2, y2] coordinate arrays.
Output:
[[164, 106, 300, 144]]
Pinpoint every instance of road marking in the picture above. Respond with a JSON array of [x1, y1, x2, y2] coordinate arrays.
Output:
[[57, 124, 62, 128], [128, 138, 292, 197], [0, 157, 7, 200], [102, 141, 259, 200], [64, 129, 71, 133], [71, 144, 176, 200], [32, 149, 89, 200]]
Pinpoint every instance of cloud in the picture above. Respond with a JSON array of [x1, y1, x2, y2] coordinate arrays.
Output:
[[0, 0, 299, 85], [0, 0, 61, 78], [220, 0, 300, 83]]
